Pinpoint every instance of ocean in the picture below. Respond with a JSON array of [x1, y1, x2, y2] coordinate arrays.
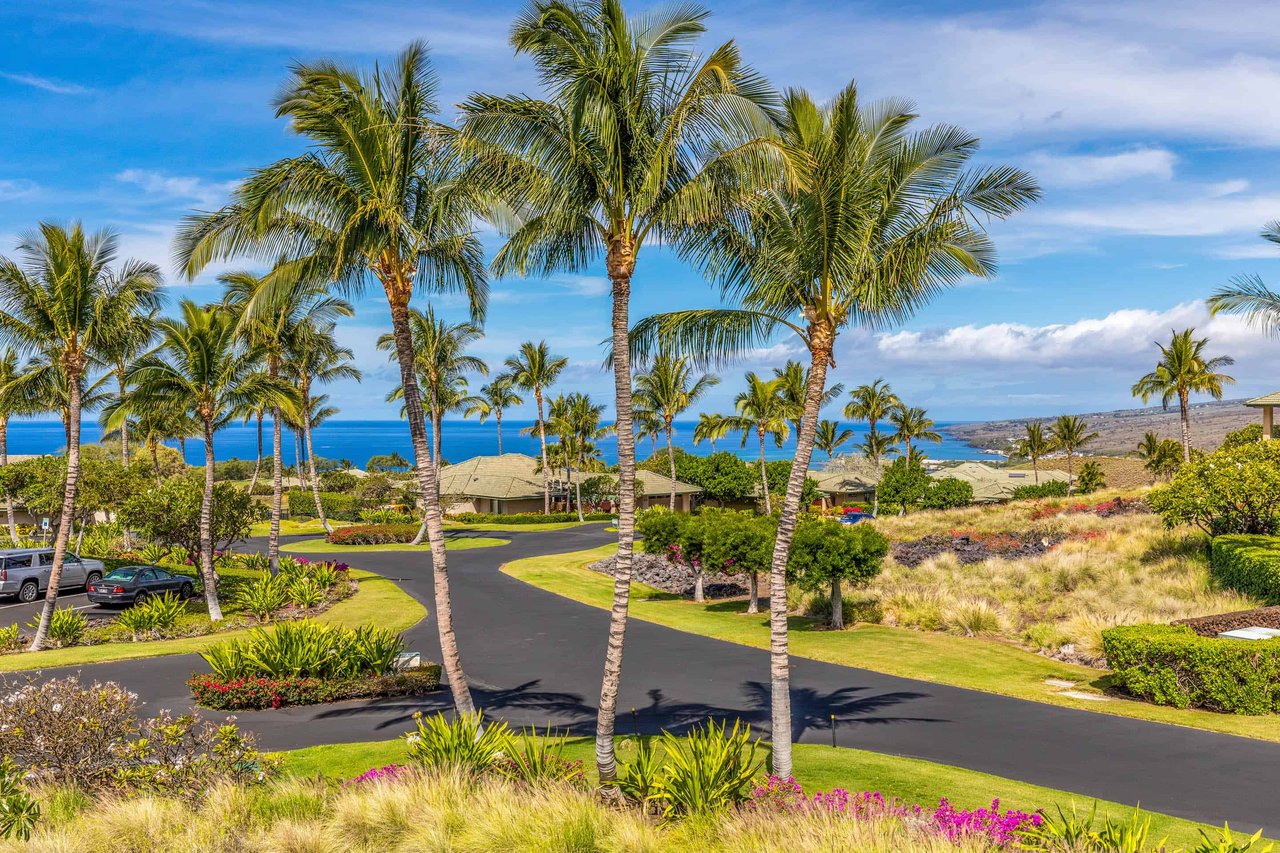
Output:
[[4, 418, 987, 468]]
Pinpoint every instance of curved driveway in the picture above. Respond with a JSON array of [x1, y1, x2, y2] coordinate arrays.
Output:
[[24, 525, 1280, 831]]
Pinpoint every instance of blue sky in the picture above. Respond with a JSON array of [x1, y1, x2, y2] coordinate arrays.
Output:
[[2, 0, 1278, 422]]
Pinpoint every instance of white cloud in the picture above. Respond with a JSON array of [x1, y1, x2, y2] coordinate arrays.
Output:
[[116, 169, 237, 210], [0, 180, 37, 201], [1026, 147, 1176, 187], [1033, 188, 1280, 237], [1, 72, 90, 95], [1213, 242, 1280, 260]]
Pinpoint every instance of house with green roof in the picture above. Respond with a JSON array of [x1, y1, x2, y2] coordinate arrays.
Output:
[[1244, 392, 1280, 440]]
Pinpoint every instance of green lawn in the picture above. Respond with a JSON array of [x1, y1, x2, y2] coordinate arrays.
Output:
[[504, 545, 1280, 743], [282, 536, 509, 553], [277, 737, 1242, 848], [444, 520, 600, 533], [248, 518, 353, 537], [0, 568, 425, 673]]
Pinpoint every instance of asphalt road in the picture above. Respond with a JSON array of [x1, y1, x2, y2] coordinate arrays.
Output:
[[19, 525, 1280, 831]]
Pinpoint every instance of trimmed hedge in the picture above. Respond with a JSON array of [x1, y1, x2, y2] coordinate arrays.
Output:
[[287, 489, 361, 521], [1010, 480, 1069, 500], [326, 523, 419, 545], [188, 665, 441, 711], [1101, 624, 1280, 714], [447, 511, 613, 525], [1210, 535, 1280, 605]]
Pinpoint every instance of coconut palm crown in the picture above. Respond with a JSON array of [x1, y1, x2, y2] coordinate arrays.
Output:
[[1130, 328, 1234, 463]]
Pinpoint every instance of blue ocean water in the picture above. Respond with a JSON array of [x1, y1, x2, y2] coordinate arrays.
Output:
[[4, 418, 987, 467]]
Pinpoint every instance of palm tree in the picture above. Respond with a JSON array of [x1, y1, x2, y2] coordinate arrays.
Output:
[[0, 349, 26, 541], [1049, 415, 1099, 494], [466, 375, 524, 455], [889, 405, 942, 459], [126, 301, 294, 620], [556, 392, 609, 521], [1016, 422, 1054, 484], [630, 84, 1037, 777], [1136, 431, 1182, 483], [774, 360, 843, 437], [633, 354, 719, 509], [693, 412, 730, 454], [287, 321, 361, 532], [1130, 328, 1235, 463], [505, 341, 567, 514], [0, 224, 163, 650], [99, 294, 163, 468], [725, 373, 790, 515], [175, 42, 487, 718], [859, 431, 895, 466], [814, 420, 853, 459], [1208, 220, 1280, 339], [461, 0, 790, 787], [223, 270, 353, 571], [845, 379, 900, 438]]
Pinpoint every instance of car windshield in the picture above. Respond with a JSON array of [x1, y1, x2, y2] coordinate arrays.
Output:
[[103, 569, 140, 581]]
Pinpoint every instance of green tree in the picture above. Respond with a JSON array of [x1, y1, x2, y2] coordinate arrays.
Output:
[[1076, 460, 1106, 495], [1049, 415, 1099, 495], [1222, 423, 1266, 449], [920, 477, 974, 510], [724, 373, 790, 514], [176, 42, 487, 718], [814, 419, 853, 459], [764, 459, 821, 509], [124, 301, 294, 621], [555, 392, 610, 521], [1016, 422, 1054, 484], [119, 476, 259, 563], [693, 412, 731, 453], [1130, 328, 1235, 463], [787, 518, 888, 629], [462, 0, 788, 786], [773, 360, 843, 437], [0, 224, 161, 650], [466, 375, 524, 455], [98, 289, 163, 469], [1149, 441, 1280, 535], [631, 83, 1036, 776], [633, 354, 718, 509], [505, 341, 568, 515], [889, 405, 941, 459], [701, 508, 775, 614], [845, 379, 899, 440], [878, 457, 931, 515], [1136, 431, 1182, 483], [690, 451, 756, 508]]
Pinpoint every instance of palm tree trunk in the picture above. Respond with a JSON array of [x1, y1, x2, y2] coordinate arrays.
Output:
[[665, 425, 677, 511], [149, 440, 161, 484], [1066, 450, 1075, 496], [496, 410, 504, 455], [268, 405, 283, 575], [179, 436, 186, 460], [595, 252, 637, 793], [709, 437, 716, 453], [387, 292, 474, 716], [1, 418, 16, 543], [409, 405, 444, 547], [830, 578, 843, 630], [199, 418, 224, 621], [29, 371, 83, 651], [248, 410, 263, 494], [536, 389, 550, 514], [758, 429, 772, 514], [1033, 456, 1039, 484], [574, 451, 585, 523], [1179, 389, 1192, 463], [765, 327, 833, 779], [117, 368, 130, 467], [303, 388, 330, 534]]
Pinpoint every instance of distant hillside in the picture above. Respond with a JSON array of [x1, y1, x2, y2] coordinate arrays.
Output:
[[946, 399, 1256, 456]]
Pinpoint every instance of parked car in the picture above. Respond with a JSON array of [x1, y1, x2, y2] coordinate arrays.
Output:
[[86, 566, 195, 607], [0, 549, 106, 603], [838, 509, 875, 524]]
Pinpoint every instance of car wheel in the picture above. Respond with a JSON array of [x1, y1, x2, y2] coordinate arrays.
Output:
[[85, 571, 102, 587], [179, 582, 193, 600], [17, 581, 37, 603], [133, 590, 150, 606]]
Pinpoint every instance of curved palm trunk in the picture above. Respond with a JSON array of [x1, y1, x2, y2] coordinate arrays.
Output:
[[247, 410, 263, 494], [268, 405, 283, 575], [1178, 388, 1192, 464], [29, 374, 83, 651], [765, 327, 833, 779], [535, 389, 550, 514], [709, 437, 716, 453], [758, 428, 772, 514], [595, 254, 637, 793], [302, 388, 331, 534], [410, 404, 443, 547], [387, 292, 474, 716], [1, 418, 16, 543], [665, 424, 677, 511], [199, 418, 224, 621]]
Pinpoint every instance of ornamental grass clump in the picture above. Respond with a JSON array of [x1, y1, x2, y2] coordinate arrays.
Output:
[[200, 620, 404, 680], [115, 592, 188, 641]]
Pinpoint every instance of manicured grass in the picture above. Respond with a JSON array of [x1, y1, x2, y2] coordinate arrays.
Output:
[[277, 736, 1239, 848], [248, 518, 353, 537], [282, 536, 509, 553], [444, 520, 599, 533], [0, 568, 425, 673], [504, 546, 1280, 743]]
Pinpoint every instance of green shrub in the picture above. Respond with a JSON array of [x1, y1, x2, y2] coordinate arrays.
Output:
[[234, 575, 289, 621], [636, 507, 686, 553], [200, 621, 404, 680], [617, 736, 662, 803], [358, 508, 416, 525], [919, 477, 974, 509], [115, 593, 188, 641], [188, 666, 440, 711], [493, 726, 587, 788], [447, 511, 612, 525], [1076, 460, 1107, 494], [404, 711, 510, 774], [318, 471, 360, 493], [1210, 535, 1280, 604], [1149, 441, 1280, 535], [27, 608, 88, 647], [288, 490, 361, 522], [326, 523, 419, 545], [288, 576, 325, 609], [647, 720, 763, 820], [1101, 624, 1280, 713], [1011, 480, 1070, 500], [0, 757, 39, 840], [0, 626, 19, 653]]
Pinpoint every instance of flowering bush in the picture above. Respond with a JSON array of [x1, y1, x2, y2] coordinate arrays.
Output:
[[347, 764, 407, 785], [188, 665, 441, 711], [326, 523, 419, 545]]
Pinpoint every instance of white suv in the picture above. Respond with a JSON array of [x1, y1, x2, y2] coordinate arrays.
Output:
[[0, 549, 106, 603]]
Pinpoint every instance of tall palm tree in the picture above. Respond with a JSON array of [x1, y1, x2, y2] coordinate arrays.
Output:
[[287, 321, 361, 532], [466, 375, 524, 454], [888, 405, 942, 459], [125, 301, 294, 620], [565, 393, 609, 521], [631, 84, 1037, 776], [0, 224, 163, 650], [1130, 328, 1235, 463], [814, 419, 853, 459], [99, 297, 163, 468], [505, 341, 567, 514], [724, 373, 790, 515], [1016, 422, 1054, 484], [774, 360, 843, 437], [693, 412, 730, 453], [633, 354, 719, 509], [859, 431, 895, 466], [845, 378, 900, 444], [0, 349, 25, 542], [1049, 415, 1098, 494], [223, 270, 353, 572], [175, 42, 487, 718], [461, 0, 789, 787]]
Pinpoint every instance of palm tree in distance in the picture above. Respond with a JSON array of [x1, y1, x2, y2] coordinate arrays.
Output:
[[1016, 422, 1054, 484], [556, 392, 610, 521], [630, 83, 1038, 776], [99, 294, 163, 468], [505, 341, 567, 514], [0, 224, 162, 650], [693, 412, 730, 453], [859, 431, 895, 466], [633, 354, 719, 509], [774, 360, 843, 437], [889, 405, 942, 459], [725, 373, 790, 515], [466, 375, 524, 455], [461, 0, 790, 788], [845, 379, 900, 438], [1130, 328, 1235, 463], [814, 419, 853, 459], [0, 349, 27, 541], [1049, 415, 1099, 495], [175, 42, 487, 718]]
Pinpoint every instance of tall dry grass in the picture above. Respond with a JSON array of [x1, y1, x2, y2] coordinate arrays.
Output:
[[6, 770, 1004, 853], [864, 494, 1256, 664]]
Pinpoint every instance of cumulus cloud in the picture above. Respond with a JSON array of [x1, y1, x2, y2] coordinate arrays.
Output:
[[1026, 147, 1176, 187], [116, 169, 237, 210], [1032, 187, 1280, 237]]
